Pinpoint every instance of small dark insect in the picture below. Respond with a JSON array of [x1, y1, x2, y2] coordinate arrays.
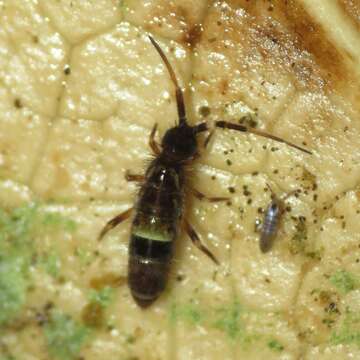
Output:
[[99, 35, 312, 308], [259, 183, 295, 253]]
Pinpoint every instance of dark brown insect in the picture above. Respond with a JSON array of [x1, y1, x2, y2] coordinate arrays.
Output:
[[99, 35, 312, 308]]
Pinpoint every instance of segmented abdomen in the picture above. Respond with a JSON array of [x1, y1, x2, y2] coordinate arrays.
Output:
[[260, 201, 281, 253], [128, 159, 184, 307]]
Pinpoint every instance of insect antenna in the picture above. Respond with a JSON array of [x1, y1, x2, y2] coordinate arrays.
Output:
[[265, 182, 276, 199], [215, 121, 312, 154], [148, 35, 187, 126]]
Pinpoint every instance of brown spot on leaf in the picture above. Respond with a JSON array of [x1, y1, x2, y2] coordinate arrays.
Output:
[[90, 273, 126, 290], [219, 79, 229, 95], [183, 23, 203, 47], [14, 98, 22, 109], [222, 0, 353, 91], [82, 302, 104, 328], [338, 0, 360, 31]]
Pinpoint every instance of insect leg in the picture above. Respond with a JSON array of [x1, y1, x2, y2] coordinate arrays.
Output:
[[149, 123, 161, 155], [265, 182, 276, 199], [148, 35, 187, 125], [203, 130, 214, 149], [191, 187, 229, 202], [125, 171, 145, 183], [98, 208, 133, 241], [215, 121, 312, 155], [183, 220, 219, 265]]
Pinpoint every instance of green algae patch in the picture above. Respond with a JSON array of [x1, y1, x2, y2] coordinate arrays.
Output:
[[329, 270, 359, 295], [0, 203, 38, 325], [267, 339, 284, 352], [0, 355, 16, 360], [88, 286, 115, 308], [330, 310, 360, 347], [0, 203, 77, 327], [0, 256, 28, 325], [44, 312, 91, 360], [169, 301, 204, 326], [170, 299, 250, 341], [0, 203, 38, 253], [41, 250, 62, 278], [213, 300, 243, 340], [41, 211, 77, 232]]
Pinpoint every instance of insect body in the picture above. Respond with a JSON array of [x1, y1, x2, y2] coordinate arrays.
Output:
[[260, 196, 283, 253], [99, 35, 312, 308], [259, 184, 294, 253], [128, 161, 183, 307]]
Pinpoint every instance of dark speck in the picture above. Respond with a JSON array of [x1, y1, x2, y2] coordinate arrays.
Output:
[[14, 98, 22, 109], [64, 65, 71, 75], [199, 105, 211, 118], [226, 159, 232, 166], [228, 187, 235, 194]]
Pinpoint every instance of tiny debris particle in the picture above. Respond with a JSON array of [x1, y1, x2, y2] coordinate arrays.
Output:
[[14, 98, 22, 108], [199, 105, 211, 118], [228, 187, 236, 194], [243, 189, 251, 196], [64, 65, 71, 75], [226, 159, 232, 166], [247, 198, 252, 205]]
